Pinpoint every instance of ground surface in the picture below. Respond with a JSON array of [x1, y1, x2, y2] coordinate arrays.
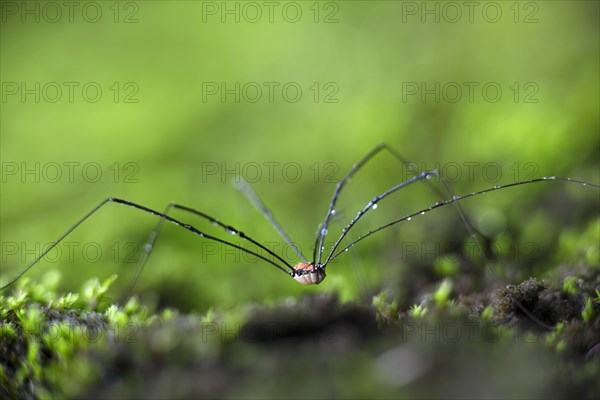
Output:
[[1, 263, 599, 399]]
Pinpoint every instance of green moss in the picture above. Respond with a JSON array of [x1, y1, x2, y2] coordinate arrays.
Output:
[[581, 297, 594, 324], [372, 291, 399, 325], [0, 273, 153, 398], [481, 305, 494, 321], [433, 279, 453, 308], [409, 303, 428, 319], [1, 265, 599, 399], [563, 276, 580, 295]]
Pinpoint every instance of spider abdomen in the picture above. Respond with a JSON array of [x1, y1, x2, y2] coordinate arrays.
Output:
[[292, 262, 326, 285]]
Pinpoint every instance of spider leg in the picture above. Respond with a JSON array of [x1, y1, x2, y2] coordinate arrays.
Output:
[[326, 177, 599, 329], [315, 143, 458, 265], [234, 179, 308, 263], [1, 197, 295, 293]]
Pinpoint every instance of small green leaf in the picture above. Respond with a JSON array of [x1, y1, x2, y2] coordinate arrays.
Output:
[[582, 297, 594, 323], [434, 279, 453, 308]]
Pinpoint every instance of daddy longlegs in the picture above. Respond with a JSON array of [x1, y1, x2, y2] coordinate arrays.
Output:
[[1, 144, 599, 327]]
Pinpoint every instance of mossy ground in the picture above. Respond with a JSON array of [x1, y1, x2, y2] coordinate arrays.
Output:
[[1, 264, 599, 399]]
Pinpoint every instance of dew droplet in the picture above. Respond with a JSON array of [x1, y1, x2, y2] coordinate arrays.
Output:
[[372, 203, 378, 210], [452, 195, 459, 200], [420, 211, 425, 215], [407, 217, 412, 221], [321, 228, 328, 236], [331, 209, 336, 215]]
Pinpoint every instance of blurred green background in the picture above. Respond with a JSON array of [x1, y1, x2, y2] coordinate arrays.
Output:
[[1, 1, 598, 311]]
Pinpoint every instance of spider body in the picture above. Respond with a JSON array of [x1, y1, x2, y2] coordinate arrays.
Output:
[[292, 262, 326, 285]]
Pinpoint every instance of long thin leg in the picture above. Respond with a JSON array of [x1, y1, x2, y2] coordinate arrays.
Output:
[[1, 198, 108, 290], [0, 197, 295, 292], [378, 147, 487, 266], [314, 144, 387, 265], [312, 143, 485, 272], [234, 179, 308, 263], [325, 176, 599, 330], [327, 177, 599, 262], [321, 170, 438, 267], [173, 203, 294, 268], [123, 202, 174, 299], [124, 200, 297, 299], [315, 145, 595, 330], [314, 143, 455, 266]]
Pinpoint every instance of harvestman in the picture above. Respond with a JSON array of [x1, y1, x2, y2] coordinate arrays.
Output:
[[1, 144, 598, 299]]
